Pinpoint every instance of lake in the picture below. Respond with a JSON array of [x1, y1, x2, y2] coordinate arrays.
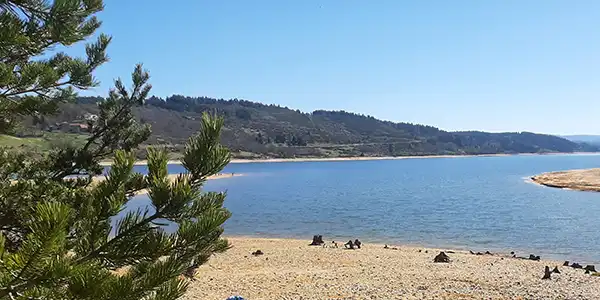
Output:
[[122, 154, 600, 264]]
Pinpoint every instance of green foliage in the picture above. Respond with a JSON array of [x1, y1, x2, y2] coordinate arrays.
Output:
[[0, 1, 233, 299], [0, 97, 232, 299], [0, 0, 108, 134]]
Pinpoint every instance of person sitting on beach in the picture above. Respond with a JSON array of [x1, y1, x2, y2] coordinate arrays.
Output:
[[354, 239, 362, 249], [344, 240, 355, 249], [323, 241, 339, 249], [309, 235, 325, 246], [316, 235, 324, 244]]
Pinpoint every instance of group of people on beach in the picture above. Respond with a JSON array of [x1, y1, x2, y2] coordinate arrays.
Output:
[[309, 235, 362, 249]]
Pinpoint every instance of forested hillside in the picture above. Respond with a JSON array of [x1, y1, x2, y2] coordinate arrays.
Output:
[[562, 135, 600, 146], [20, 95, 598, 159]]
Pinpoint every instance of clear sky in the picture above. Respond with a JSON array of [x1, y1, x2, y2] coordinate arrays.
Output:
[[73, 0, 600, 135]]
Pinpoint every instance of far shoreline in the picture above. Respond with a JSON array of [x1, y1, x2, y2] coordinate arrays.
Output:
[[99, 151, 600, 166]]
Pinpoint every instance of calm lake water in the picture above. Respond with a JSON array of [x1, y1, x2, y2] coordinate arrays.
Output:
[[121, 154, 600, 264]]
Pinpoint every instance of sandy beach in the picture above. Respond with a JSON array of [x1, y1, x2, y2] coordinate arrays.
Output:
[[531, 168, 600, 192], [183, 237, 600, 300], [99, 152, 600, 166], [91, 173, 242, 195]]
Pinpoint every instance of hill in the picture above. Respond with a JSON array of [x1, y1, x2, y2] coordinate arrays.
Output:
[[12, 95, 598, 159], [561, 135, 600, 145]]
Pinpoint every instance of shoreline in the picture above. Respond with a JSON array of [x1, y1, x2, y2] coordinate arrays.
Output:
[[99, 151, 600, 166], [531, 168, 600, 193], [185, 237, 600, 299], [92, 173, 242, 195], [224, 233, 600, 265]]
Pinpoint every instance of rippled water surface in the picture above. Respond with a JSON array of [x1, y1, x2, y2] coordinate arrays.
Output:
[[122, 154, 600, 264]]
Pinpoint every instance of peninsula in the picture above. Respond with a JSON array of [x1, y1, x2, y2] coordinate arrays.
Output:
[[531, 168, 600, 192]]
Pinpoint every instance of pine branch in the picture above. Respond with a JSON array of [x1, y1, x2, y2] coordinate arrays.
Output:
[[77, 213, 160, 264], [0, 202, 70, 298], [1, 2, 233, 295], [81, 98, 129, 151], [49, 64, 150, 180], [1, 79, 74, 97], [49, 102, 127, 180], [10, 2, 52, 18]]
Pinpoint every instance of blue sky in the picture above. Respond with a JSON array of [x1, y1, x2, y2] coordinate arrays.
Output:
[[73, 0, 600, 135]]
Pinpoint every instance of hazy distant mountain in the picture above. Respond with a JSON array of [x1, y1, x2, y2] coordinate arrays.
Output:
[[561, 135, 600, 145]]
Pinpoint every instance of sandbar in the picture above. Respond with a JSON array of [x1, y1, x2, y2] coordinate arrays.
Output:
[[531, 168, 600, 192], [91, 173, 242, 195]]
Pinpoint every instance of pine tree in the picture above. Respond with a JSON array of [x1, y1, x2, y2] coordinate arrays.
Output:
[[1, 0, 109, 134], [1, 1, 232, 299]]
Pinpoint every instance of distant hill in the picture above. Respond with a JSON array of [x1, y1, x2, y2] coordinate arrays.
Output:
[[561, 135, 600, 145], [16, 95, 598, 159]]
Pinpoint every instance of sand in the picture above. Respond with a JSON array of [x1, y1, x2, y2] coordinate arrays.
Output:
[[90, 173, 242, 195], [531, 168, 600, 192], [99, 160, 183, 166], [99, 152, 600, 166], [183, 237, 600, 300], [11, 173, 241, 196]]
